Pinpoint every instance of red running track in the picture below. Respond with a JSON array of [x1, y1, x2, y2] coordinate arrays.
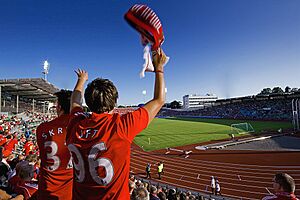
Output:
[[130, 145, 300, 200]]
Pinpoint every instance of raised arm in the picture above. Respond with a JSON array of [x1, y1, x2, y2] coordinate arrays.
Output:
[[70, 69, 88, 111], [143, 48, 167, 125]]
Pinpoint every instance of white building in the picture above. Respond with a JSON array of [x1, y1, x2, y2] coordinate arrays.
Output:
[[183, 94, 218, 109]]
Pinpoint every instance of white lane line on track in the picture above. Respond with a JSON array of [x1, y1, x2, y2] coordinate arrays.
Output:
[[131, 153, 296, 177], [131, 160, 271, 192], [132, 150, 300, 169]]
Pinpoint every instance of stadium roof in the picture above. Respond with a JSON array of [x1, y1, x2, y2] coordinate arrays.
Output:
[[0, 78, 59, 101]]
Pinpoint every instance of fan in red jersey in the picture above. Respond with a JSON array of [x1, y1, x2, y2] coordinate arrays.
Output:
[[23, 138, 34, 156], [3, 134, 18, 157], [36, 90, 73, 200], [12, 161, 38, 200], [66, 47, 167, 200]]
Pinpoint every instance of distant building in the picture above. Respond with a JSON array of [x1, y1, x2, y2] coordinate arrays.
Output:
[[183, 94, 218, 109]]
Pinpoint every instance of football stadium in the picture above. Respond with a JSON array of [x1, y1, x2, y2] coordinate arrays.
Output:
[[1, 1, 300, 200]]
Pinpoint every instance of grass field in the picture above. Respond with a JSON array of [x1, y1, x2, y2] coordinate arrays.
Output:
[[133, 117, 293, 151]]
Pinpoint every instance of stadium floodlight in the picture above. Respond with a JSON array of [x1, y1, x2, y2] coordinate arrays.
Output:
[[42, 60, 50, 81]]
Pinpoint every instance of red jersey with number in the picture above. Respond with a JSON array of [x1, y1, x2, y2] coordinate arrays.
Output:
[[36, 114, 73, 200], [66, 107, 148, 200]]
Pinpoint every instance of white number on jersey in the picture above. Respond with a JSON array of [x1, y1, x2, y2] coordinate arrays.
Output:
[[44, 141, 73, 171], [68, 142, 114, 185], [44, 141, 60, 171]]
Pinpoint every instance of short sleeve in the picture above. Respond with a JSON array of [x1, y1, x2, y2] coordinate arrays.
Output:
[[118, 107, 149, 142]]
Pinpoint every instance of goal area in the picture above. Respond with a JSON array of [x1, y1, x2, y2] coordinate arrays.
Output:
[[230, 122, 255, 134]]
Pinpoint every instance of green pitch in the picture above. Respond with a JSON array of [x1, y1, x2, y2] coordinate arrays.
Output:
[[133, 117, 292, 151]]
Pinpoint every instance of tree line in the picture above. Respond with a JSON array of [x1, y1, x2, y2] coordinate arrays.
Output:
[[258, 86, 300, 95]]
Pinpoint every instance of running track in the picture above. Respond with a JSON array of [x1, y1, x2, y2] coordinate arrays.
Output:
[[130, 146, 300, 199]]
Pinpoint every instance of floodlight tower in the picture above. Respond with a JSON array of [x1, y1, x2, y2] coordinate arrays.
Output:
[[42, 60, 50, 81]]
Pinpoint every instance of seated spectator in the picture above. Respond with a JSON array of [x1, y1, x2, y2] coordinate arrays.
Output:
[[0, 147, 11, 188], [149, 185, 159, 200], [167, 188, 176, 200], [262, 173, 298, 200], [129, 179, 136, 196], [12, 161, 37, 200], [24, 155, 39, 180], [157, 191, 167, 200], [8, 161, 30, 192], [131, 187, 149, 200]]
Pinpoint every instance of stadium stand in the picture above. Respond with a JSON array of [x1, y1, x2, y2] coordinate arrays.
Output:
[[159, 94, 299, 121], [0, 78, 59, 114]]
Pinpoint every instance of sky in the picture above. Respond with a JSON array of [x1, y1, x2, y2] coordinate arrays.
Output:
[[0, 0, 299, 105]]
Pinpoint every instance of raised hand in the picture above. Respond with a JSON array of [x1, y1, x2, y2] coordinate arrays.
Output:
[[75, 69, 88, 82]]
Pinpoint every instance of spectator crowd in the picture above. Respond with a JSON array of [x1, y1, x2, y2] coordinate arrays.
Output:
[[159, 98, 292, 121]]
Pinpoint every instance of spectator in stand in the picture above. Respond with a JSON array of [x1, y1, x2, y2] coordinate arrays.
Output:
[[157, 191, 167, 200], [210, 176, 216, 195], [36, 90, 73, 200], [66, 48, 166, 199], [129, 180, 136, 196], [8, 161, 27, 193], [12, 161, 37, 200], [131, 187, 149, 200], [262, 173, 299, 200], [23, 138, 33, 156], [149, 185, 160, 200], [24, 155, 39, 180], [167, 188, 176, 200], [0, 146, 10, 188], [3, 135, 18, 157]]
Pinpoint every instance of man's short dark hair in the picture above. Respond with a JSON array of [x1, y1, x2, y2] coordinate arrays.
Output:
[[150, 185, 157, 194], [54, 90, 72, 114], [84, 78, 118, 114], [274, 173, 295, 193]]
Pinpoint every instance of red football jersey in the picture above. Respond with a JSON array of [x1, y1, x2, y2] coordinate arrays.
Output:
[[14, 180, 38, 200], [36, 114, 73, 200], [4, 139, 18, 154], [66, 107, 149, 200], [24, 141, 34, 156]]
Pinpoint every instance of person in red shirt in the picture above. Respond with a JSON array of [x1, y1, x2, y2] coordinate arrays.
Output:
[[3, 135, 18, 156], [36, 90, 73, 200], [66, 48, 167, 200], [13, 161, 38, 200], [23, 138, 34, 156], [262, 173, 299, 200]]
